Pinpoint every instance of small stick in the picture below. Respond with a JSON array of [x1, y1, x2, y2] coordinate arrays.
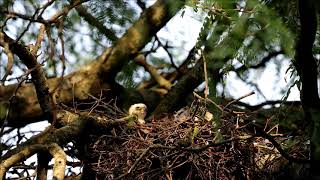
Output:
[[224, 91, 255, 110], [116, 147, 151, 180], [193, 92, 224, 112]]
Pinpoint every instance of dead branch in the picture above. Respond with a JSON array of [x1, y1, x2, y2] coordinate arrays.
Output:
[[223, 91, 255, 110], [193, 92, 224, 112]]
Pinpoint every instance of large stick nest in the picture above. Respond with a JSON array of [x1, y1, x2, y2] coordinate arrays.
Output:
[[86, 100, 309, 179]]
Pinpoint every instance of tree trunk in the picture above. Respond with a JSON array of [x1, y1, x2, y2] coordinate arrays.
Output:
[[295, 0, 320, 177]]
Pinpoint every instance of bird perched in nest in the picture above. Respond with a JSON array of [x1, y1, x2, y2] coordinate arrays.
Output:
[[128, 103, 147, 124]]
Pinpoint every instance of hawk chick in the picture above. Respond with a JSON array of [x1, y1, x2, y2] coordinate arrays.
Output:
[[128, 103, 147, 124]]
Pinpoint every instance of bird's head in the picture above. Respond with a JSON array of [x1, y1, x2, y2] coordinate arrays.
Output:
[[128, 103, 147, 124]]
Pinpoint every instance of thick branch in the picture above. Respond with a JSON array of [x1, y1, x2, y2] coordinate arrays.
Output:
[[153, 61, 204, 114], [0, 61, 101, 127], [0, 144, 45, 178], [99, 0, 185, 81], [0, 32, 53, 121], [0, 113, 90, 178], [0, 0, 183, 127], [0, 115, 90, 161], [48, 143, 67, 180]]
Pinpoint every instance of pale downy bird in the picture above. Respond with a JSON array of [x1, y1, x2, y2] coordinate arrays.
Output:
[[128, 103, 147, 124]]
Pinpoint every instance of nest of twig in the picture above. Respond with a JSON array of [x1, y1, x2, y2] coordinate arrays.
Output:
[[87, 101, 309, 179]]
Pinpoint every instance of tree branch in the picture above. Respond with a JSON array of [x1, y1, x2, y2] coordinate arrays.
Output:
[[225, 50, 283, 78], [0, 0, 184, 127], [134, 54, 172, 90], [48, 143, 66, 180], [0, 144, 46, 179], [0, 32, 53, 122], [98, 0, 186, 81], [233, 100, 301, 110], [153, 61, 204, 114]]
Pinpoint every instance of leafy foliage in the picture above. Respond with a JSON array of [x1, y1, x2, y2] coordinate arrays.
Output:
[[116, 61, 140, 88]]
